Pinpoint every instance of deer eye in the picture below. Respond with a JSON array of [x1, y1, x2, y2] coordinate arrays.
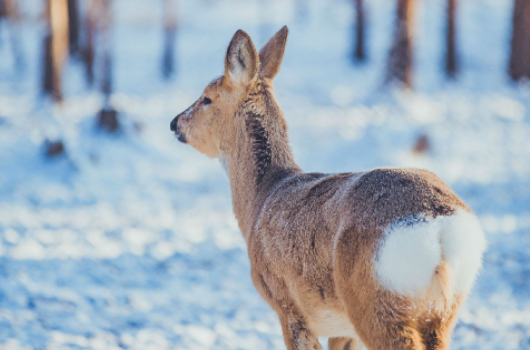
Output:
[[203, 97, 212, 105]]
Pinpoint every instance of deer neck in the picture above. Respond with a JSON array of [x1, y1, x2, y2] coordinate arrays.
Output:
[[224, 90, 301, 239]]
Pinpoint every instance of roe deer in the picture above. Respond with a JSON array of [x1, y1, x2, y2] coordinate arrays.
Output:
[[170, 26, 486, 350]]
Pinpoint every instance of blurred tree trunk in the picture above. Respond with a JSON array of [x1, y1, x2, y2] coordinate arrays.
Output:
[[445, 0, 458, 78], [0, 0, 7, 43], [508, 0, 530, 81], [81, 0, 97, 86], [352, 0, 366, 62], [0, 0, 24, 72], [162, 0, 177, 79], [67, 0, 80, 56], [100, 0, 112, 103], [0, 0, 9, 37], [385, 0, 416, 88], [42, 0, 69, 102], [97, 0, 119, 132]]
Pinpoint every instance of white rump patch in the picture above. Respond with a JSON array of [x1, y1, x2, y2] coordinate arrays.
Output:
[[440, 211, 487, 293], [375, 210, 486, 297], [375, 216, 442, 295]]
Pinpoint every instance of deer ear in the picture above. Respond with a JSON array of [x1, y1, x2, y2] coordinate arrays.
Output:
[[225, 30, 259, 86], [259, 26, 288, 81]]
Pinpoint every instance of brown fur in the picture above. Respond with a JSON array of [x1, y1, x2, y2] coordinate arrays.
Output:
[[171, 27, 476, 350], [430, 262, 454, 313]]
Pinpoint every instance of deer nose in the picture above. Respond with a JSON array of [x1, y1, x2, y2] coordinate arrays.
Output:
[[170, 115, 179, 132]]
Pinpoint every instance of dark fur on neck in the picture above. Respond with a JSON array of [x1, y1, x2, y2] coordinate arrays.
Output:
[[246, 111, 271, 185]]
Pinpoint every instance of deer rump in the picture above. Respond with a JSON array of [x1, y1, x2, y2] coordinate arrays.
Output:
[[374, 210, 485, 311], [254, 168, 485, 325]]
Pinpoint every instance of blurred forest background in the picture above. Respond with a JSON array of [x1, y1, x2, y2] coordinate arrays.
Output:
[[0, 0, 529, 349], [2, 0, 530, 152]]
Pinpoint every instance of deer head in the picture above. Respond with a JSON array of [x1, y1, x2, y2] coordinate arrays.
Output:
[[170, 26, 289, 159]]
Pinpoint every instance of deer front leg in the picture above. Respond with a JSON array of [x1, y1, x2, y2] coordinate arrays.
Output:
[[278, 310, 322, 350]]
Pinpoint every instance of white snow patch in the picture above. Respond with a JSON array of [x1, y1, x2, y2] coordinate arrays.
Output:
[[186, 325, 217, 348], [10, 238, 46, 260], [487, 95, 525, 121], [4, 228, 20, 244]]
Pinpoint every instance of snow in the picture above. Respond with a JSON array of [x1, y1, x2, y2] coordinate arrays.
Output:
[[0, 0, 529, 349]]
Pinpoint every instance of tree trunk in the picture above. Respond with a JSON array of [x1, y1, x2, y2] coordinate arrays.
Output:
[[509, 0, 530, 81], [67, 0, 80, 56], [0, 0, 24, 72], [352, 0, 366, 62], [162, 0, 177, 79], [81, 0, 97, 86], [445, 0, 457, 78], [42, 0, 69, 102], [97, 0, 119, 132], [100, 0, 112, 104], [385, 0, 415, 88]]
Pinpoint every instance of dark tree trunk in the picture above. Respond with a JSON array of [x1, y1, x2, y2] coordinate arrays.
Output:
[[0, 0, 6, 21], [42, 0, 54, 97], [97, 0, 119, 132], [385, 0, 415, 88], [42, 33, 54, 95], [352, 0, 366, 62], [509, 0, 530, 81], [445, 0, 458, 78], [162, 0, 177, 79], [67, 0, 80, 56], [100, 0, 112, 103], [81, 0, 97, 86], [101, 48, 112, 101], [42, 0, 69, 102]]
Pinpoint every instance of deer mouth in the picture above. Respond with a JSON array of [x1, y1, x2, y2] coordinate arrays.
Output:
[[170, 117, 187, 144], [175, 132, 187, 143]]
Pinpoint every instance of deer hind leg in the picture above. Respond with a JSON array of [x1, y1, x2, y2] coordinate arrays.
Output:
[[351, 315, 425, 350], [339, 287, 462, 350], [417, 299, 462, 350], [334, 249, 426, 349], [350, 301, 462, 350], [333, 272, 430, 350], [278, 309, 322, 350], [328, 337, 363, 350]]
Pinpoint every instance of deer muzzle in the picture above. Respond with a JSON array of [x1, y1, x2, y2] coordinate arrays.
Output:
[[170, 114, 187, 143]]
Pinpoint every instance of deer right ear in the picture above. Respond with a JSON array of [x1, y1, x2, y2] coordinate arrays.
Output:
[[259, 26, 288, 81], [225, 30, 259, 87]]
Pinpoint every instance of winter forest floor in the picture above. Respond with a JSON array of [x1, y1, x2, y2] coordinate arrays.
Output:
[[0, 0, 529, 349]]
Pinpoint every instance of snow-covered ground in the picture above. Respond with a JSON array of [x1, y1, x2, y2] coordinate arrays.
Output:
[[0, 0, 529, 349]]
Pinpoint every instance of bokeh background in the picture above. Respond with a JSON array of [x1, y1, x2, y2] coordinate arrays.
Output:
[[0, 0, 529, 349]]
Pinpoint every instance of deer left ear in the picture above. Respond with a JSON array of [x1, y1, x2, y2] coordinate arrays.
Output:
[[259, 26, 289, 81], [225, 30, 259, 86]]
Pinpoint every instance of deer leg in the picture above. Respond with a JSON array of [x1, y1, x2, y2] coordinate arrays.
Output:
[[278, 310, 322, 350], [329, 337, 363, 350]]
